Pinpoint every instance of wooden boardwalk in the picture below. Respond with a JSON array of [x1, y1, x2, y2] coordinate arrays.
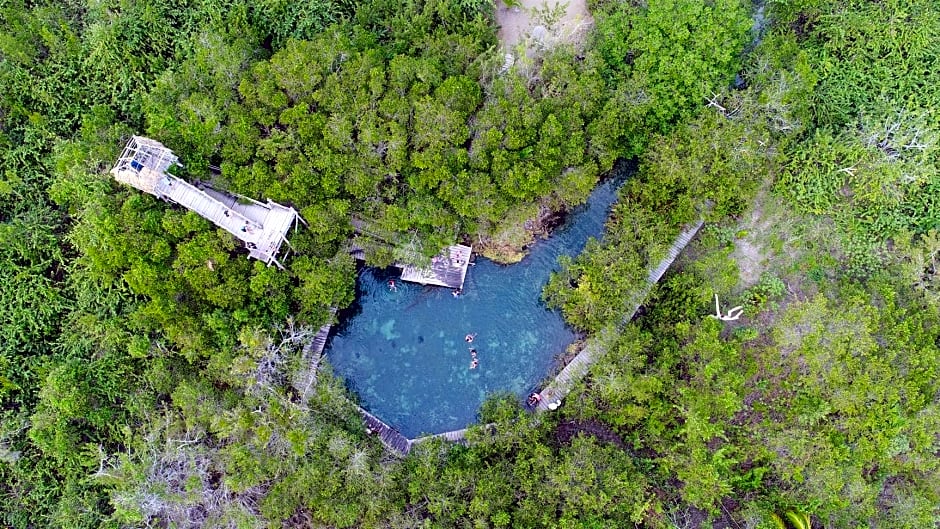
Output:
[[292, 307, 413, 455], [410, 423, 497, 447], [357, 406, 412, 455], [376, 219, 704, 449], [536, 218, 705, 411], [309, 308, 337, 357], [646, 220, 704, 291], [293, 308, 337, 404], [411, 427, 470, 446], [198, 185, 300, 267], [344, 220, 705, 451], [349, 245, 366, 261]]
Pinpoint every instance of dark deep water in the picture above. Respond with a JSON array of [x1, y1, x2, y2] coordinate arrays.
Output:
[[325, 170, 627, 437]]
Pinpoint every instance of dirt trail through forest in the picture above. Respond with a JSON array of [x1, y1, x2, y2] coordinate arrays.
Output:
[[495, 0, 593, 50]]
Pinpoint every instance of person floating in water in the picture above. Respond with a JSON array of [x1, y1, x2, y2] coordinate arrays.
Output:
[[452, 288, 461, 298], [470, 358, 479, 369], [526, 392, 542, 407], [469, 348, 477, 357], [464, 333, 476, 343], [388, 279, 397, 292]]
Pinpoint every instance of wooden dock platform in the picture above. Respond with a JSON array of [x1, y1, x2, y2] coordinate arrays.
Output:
[[399, 244, 472, 289], [536, 218, 705, 411], [350, 241, 472, 290]]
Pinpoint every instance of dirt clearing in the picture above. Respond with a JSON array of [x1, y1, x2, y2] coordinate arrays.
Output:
[[495, 0, 593, 51]]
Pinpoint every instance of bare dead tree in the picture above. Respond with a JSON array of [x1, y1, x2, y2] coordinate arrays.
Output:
[[861, 108, 938, 163], [665, 503, 700, 529], [239, 318, 317, 399], [710, 294, 744, 321], [96, 415, 267, 529]]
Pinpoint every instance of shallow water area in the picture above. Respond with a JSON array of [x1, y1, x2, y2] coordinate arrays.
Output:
[[326, 173, 625, 438]]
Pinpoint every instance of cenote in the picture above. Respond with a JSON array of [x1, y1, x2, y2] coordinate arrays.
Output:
[[326, 168, 628, 437]]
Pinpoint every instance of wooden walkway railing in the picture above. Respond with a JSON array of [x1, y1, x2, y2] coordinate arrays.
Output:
[[297, 306, 414, 455], [293, 308, 337, 404], [536, 218, 705, 411]]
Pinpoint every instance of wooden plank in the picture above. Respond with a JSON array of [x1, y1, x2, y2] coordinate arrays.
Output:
[[357, 406, 412, 455], [411, 428, 469, 445]]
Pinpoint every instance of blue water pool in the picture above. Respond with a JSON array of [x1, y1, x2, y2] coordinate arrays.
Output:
[[326, 172, 626, 437]]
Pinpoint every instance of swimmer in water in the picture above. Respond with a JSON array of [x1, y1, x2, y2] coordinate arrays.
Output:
[[464, 333, 476, 343], [527, 392, 542, 406]]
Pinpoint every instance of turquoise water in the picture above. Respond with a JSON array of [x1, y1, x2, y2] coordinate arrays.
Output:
[[326, 172, 625, 437]]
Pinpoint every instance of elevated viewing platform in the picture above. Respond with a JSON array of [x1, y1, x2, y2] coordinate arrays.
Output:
[[110, 136, 303, 269]]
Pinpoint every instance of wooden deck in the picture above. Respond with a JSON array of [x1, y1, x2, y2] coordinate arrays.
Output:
[[199, 185, 300, 268], [399, 244, 472, 289], [152, 178, 298, 268], [536, 218, 705, 411]]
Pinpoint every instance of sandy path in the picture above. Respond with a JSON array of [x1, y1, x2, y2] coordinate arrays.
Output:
[[495, 0, 593, 50]]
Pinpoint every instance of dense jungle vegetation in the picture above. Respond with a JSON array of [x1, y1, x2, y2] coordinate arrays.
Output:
[[0, 0, 937, 527]]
